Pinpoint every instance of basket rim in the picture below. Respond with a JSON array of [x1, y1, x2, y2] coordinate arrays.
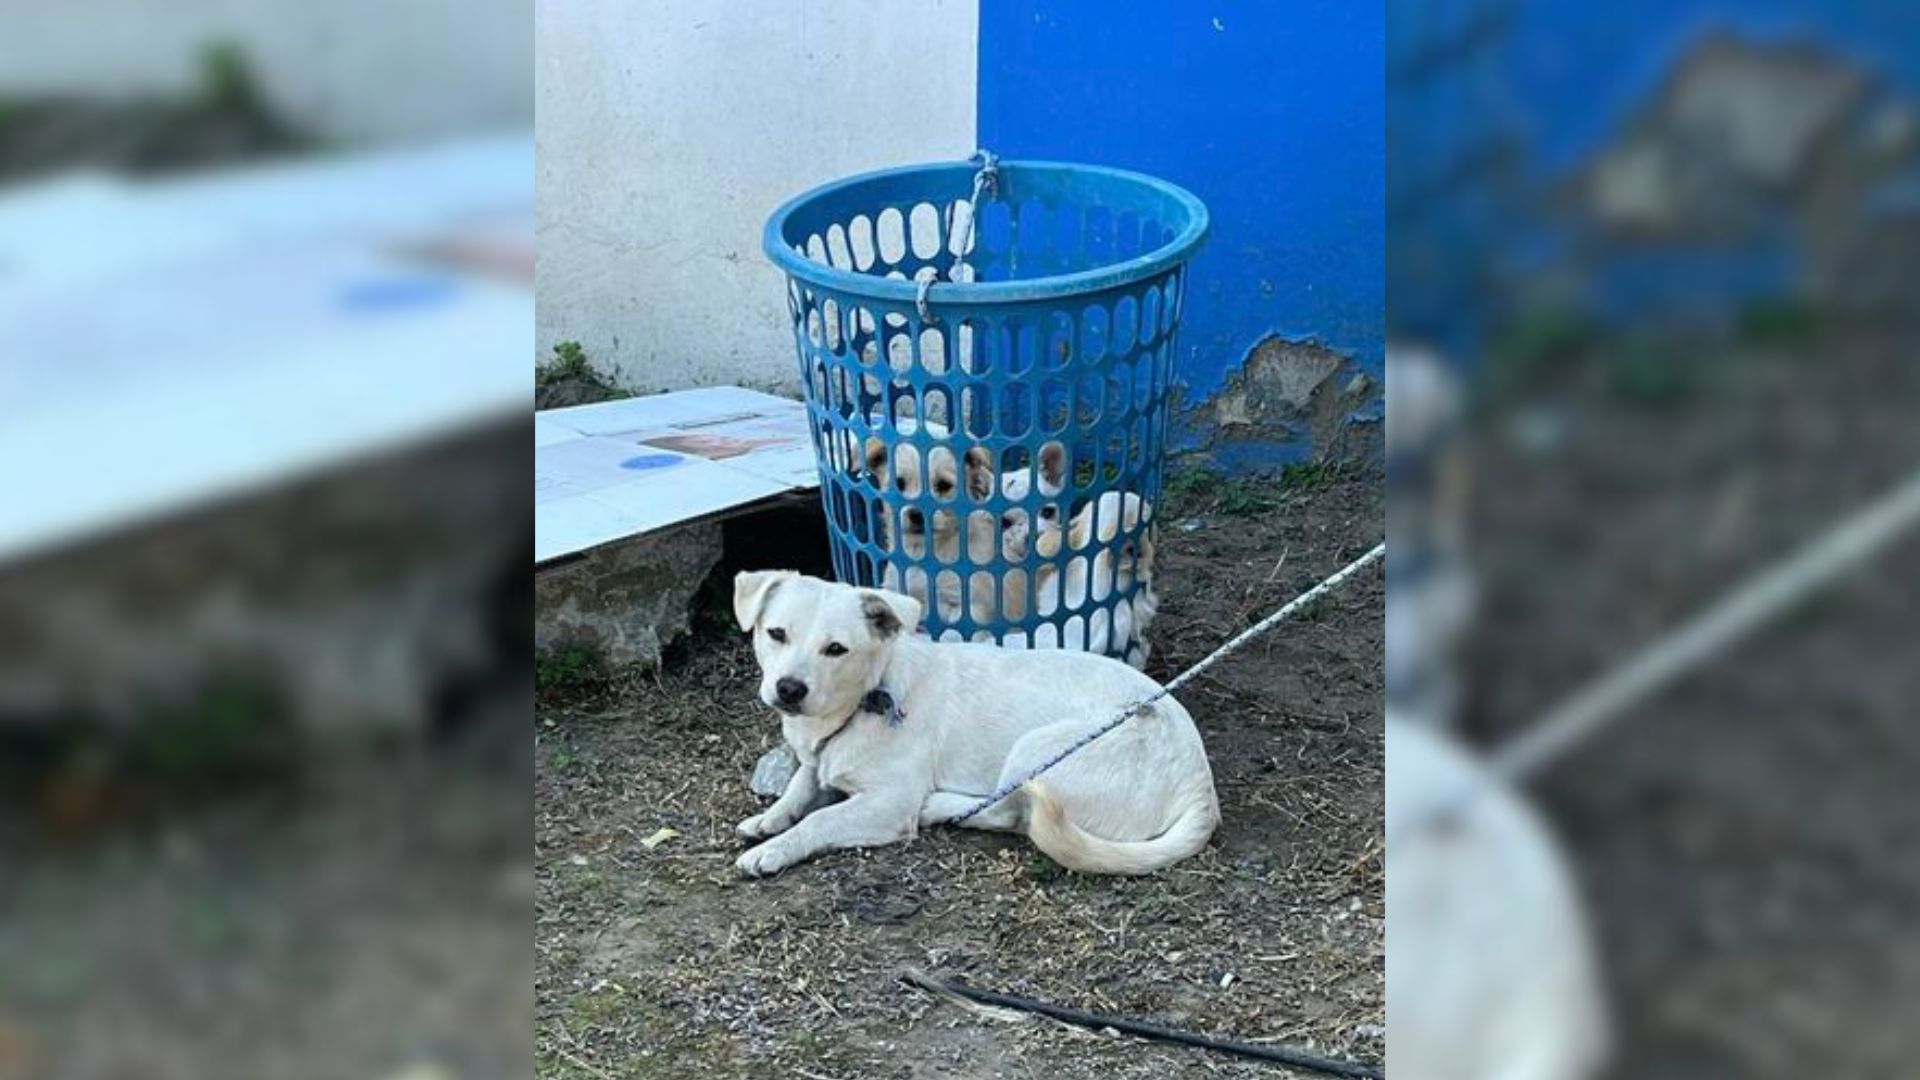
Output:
[[762, 158, 1209, 306]]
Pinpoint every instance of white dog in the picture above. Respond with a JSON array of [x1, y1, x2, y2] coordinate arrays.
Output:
[[731, 570, 1218, 877], [1387, 717, 1609, 1080]]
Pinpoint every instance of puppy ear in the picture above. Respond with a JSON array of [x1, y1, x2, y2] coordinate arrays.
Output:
[[1037, 441, 1067, 488], [859, 589, 923, 639], [964, 446, 994, 501], [733, 570, 795, 631], [1067, 503, 1094, 550]]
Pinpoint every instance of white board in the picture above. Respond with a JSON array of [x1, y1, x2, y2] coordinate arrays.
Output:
[[0, 134, 533, 568], [535, 387, 820, 564]]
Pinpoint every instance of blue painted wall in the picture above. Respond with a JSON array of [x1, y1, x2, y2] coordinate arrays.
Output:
[[1386, 0, 1515, 354], [979, 0, 1386, 460], [1389, 0, 1920, 349]]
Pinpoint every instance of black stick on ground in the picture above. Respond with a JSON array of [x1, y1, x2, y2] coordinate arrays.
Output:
[[899, 969, 1385, 1078]]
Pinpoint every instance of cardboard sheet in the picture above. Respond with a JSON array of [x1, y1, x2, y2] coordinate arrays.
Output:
[[0, 134, 534, 568], [535, 387, 821, 563]]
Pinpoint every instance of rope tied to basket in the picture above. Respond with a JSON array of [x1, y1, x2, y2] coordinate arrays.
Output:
[[917, 149, 1001, 324]]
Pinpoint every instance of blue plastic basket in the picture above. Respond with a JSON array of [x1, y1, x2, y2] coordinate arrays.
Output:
[[763, 156, 1207, 663]]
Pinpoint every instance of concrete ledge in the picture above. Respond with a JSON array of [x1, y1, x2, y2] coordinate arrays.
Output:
[[0, 419, 525, 738], [535, 522, 722, 673]]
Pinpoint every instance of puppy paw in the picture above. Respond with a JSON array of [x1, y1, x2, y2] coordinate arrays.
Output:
[[735, 841, 797, 877], [736, 810, 792, 839]]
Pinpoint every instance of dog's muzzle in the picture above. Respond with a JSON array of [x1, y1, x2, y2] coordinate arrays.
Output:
[[774, 676, 808, 712]]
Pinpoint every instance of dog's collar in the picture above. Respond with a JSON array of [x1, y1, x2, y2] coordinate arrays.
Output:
[[858, 686, 906, 728], [805, 686, 905, 761]]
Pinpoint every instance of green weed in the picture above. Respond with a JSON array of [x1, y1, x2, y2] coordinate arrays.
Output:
[[1279, 460, 1328, 491], [537, 643, 606, 695], [1738, 298, 1822, 346], [1605, 337, 1695, 407], [1218, 479, 1277, 516], [196, 40, 265, 117]]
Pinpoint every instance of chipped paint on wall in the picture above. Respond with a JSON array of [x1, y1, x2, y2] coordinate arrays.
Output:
[[1176, 335, 1381, 473]]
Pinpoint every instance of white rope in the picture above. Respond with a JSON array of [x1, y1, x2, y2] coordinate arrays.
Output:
[[921, 150, 998, 325], [914, 268, 938, 324], [953, 149, 997, 282], [943, 542, 1385, 825], [1396, 462, 1920, 845]]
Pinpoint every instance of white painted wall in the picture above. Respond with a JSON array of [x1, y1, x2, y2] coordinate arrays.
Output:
[[535, 0, 978, 393], [0, 0, 530, 143]]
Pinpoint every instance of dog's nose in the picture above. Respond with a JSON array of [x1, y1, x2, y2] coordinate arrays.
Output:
[[775, 677, 808, 708], [903, 508, 924, 531]]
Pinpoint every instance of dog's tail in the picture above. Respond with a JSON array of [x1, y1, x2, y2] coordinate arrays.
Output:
[[1023, 780, 1216, 875]]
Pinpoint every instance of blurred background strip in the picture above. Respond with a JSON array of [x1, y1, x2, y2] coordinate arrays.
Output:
[[1387, 1, 1920, 1077], [0, 4, 533, 1079]]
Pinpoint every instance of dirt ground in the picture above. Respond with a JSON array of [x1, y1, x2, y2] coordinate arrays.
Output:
[[1463, 318, 1920, 1077], [0, 697, 535, 1080], [534, 467, 1385, 1079], [0, 425, 535, 1080]]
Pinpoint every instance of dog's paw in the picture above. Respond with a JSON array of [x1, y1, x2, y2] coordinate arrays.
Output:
[[735, 841, 797, 878], [736, 810, 792, 839]]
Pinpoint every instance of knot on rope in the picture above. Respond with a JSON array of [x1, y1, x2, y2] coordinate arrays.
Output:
[[914, 267, 939, 324], [969, 148, 1000, 198]]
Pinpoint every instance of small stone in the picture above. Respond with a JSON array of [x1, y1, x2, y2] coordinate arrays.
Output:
[[1509, 406, 1566, 454], [751, 745, 800, 796]]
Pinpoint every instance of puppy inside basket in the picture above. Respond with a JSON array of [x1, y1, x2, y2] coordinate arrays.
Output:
[[859, 426, 1159, 668]]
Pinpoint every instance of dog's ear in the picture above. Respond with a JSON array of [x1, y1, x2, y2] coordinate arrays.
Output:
[[859, 588, 923, 640], [734, 570, 796, 631], [863, 437, 889, 480], [1037, 441, 1067, 489], [964, 446, 994, 501]]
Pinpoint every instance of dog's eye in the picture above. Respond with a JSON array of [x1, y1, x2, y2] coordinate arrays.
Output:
[[934, 480, 953, 496], [1000, 514, 1016, 530], [766, 627, 787, 643], [821, 642, 848, 657], [1041, 506, 1058, 520]]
